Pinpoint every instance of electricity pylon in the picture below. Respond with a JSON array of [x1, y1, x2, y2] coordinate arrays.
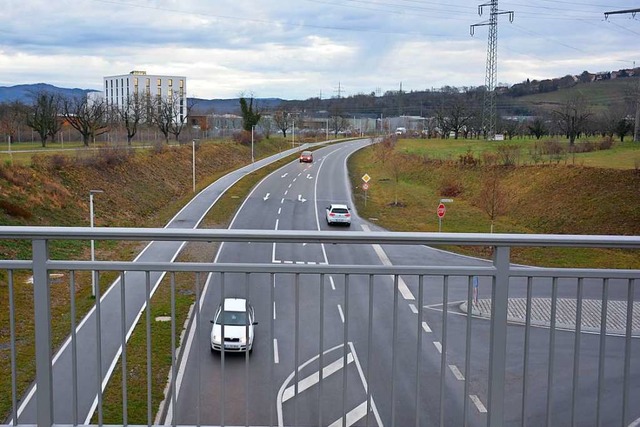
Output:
[[471, 1, 513, 140]]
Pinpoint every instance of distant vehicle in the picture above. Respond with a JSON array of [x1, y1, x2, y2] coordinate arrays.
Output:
[[395, 127, 406, 135], [325, 203, 351, 226], [210, 298, 257, 353], [300, 150, 313, 163]]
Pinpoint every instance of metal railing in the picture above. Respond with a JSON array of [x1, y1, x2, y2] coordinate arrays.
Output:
[[0, 227, 639, 427]]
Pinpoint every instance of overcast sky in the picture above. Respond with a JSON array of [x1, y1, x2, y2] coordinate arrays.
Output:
[[0, 0, 638, 100]]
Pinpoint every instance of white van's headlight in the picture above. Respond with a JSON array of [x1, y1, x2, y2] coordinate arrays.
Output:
[[212, 334, 221, 344]]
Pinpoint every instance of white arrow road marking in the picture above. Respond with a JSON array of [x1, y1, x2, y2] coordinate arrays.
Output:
[[282, 353, 355, 402], [263, 193, 270, 201], [470, 395, 487, 413], [449, 364, 465, 381], [328, 401, 373, 427], [276, 343, 383, 427], [298, 194, 307, 203], [306, 174, 313, 179], [281, 173, 288, 178]]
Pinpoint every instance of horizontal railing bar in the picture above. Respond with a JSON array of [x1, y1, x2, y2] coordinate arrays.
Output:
[[1, 226, 639, 248], [2, 260, 634, 279]]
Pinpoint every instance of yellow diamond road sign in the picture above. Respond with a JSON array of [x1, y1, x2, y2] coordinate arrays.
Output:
[[362, 174, 371, 183]]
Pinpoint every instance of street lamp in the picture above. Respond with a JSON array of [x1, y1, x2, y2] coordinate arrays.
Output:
[[89, 189, 104, 298], [251, 126, 255, 163], [325, 119, 329, 141], [292, 119, 295, 148]]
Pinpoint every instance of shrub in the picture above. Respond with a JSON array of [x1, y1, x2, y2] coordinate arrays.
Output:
[[481, 151, 499, 166], [496, 144, 520, 166], [458, 148, 478, 167], [232, 130, 262, 146], [542, 139, 564, 156], [439, 174, 463, 197], [597, 137, 614, 150]]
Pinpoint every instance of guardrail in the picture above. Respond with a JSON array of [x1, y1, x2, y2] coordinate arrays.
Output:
[[0, 227, 639, 427]]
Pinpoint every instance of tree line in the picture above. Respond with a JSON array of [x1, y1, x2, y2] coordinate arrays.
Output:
[[0, 90, 196, 148]]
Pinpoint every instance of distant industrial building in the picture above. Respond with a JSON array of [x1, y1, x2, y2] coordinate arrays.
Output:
[[103, 70, 187, 121]]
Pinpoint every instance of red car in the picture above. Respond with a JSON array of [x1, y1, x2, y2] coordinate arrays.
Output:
[[299, 151, 313, 163]]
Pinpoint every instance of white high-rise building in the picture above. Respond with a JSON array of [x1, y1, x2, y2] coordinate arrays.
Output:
[[103, 70, 187, 121]]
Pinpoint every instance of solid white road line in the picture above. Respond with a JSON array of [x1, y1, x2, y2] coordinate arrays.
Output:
[[282, 353, 354, 402], [449, 364, 465, 381], [422, 321, 432, 333], [433, 341, 442, 353], [273, 339, 280, 364], [470, 395, 487, 413]]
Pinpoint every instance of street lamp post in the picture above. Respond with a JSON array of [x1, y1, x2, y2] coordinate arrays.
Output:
[[251, 126, 255, 163], [325, 119, 329, 141], [292, 120, 295, 148], [192, 139, 196, 193], [89, 189, 104, 298]]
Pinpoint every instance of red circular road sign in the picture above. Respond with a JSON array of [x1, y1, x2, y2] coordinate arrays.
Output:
[[437, 203, 446, 218], [362, 182, 369, 191]]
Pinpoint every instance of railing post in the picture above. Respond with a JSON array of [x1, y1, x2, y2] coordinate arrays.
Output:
[[33, 239, 53, 427], [488, 245, 510, 426]]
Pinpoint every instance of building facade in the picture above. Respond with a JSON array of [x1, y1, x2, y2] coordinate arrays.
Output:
[[103, 70, 187, 122]]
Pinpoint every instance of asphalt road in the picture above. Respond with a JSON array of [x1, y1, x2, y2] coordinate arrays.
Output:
[[167, 138, 640, 427]]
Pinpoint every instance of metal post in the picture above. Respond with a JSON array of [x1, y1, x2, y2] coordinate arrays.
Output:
[[251, 127, 254, 163], [192, 139, 196, 192], [90, 189, 103, 298], [292, 120, 295, 147], [33, 239, 53, 427], [487, 245, 510, 426]]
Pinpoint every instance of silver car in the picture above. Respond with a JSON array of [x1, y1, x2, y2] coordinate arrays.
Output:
[[210, 298, 257, 353], [325, 203, 351, 226]]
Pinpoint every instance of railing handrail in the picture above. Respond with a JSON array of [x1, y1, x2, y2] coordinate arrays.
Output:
[[1, 226, 639, 248]]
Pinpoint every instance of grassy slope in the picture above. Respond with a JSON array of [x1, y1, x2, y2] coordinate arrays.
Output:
[[348, 138, 640, 268]]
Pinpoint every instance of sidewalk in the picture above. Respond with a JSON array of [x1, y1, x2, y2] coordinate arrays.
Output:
[[460, 298, 640, 336]]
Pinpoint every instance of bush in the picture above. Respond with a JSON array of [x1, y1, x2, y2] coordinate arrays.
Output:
[[597, 137, 614, 150], [232, 130, 262, 146], [439, 174, 463, 197], [458, 148, 479, 167], [496, 144, 520, 166]]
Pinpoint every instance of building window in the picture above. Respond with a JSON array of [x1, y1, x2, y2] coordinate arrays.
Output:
[[179, 80, 184, 88], [157, 87, 162, 97], [168, 79, 173, 87], [146, 78, 150, 87], [157, 78, 161, 86], [168, 88, 172, 99]]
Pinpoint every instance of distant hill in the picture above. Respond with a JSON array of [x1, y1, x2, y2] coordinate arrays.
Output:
[[0, 83, 99, 104], [0, 83, 283, 115]]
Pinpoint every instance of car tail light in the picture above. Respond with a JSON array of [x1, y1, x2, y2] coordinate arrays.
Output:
[[329, 213, 335, 217], [345, 213, 351, 217]]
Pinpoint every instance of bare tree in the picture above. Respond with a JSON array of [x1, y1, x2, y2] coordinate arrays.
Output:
[[273, 110, 291, 138], [26, 91, 60, 147], [114, 93, 146, 145], [170, 97, 197, 143], [387, 151, 406, 206], [328, 104, 348, 137], [62, 95, 109, 146], [435, 94, 475, 139], [151, 95, 177, 144], [552, 95, 592, 145], [0, 101, 28, 146], [477, 168, 509, 233], [527, 117, 547, 139]]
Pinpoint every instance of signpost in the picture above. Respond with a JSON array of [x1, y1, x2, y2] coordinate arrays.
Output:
[[437, 202, 446, 232], [362, 174, 370, 206]]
